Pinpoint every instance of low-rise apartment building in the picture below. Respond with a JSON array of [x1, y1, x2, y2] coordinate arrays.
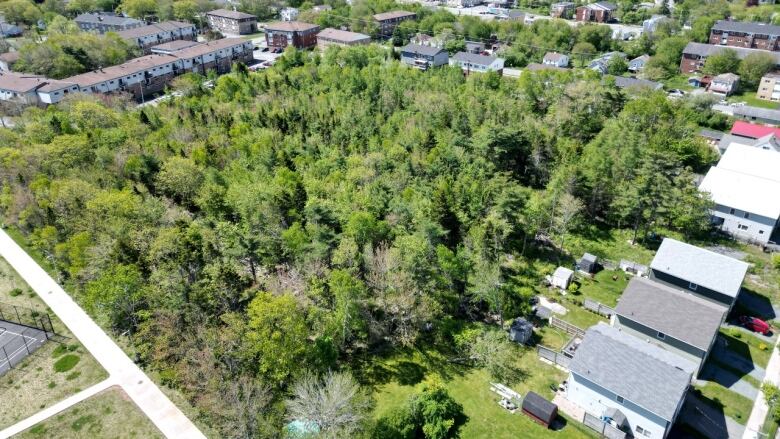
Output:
[[316, 28, 371, 49], [709, 20, 780, 52], [757, 73, 780, 102], [206, 9, 257, 35], [680, 42, 780, 74], [0, 72, 50, 104], [575, 2, 616, 23], [550, 2, 575, 18], [265, 22, 320, 50], [117, 21, 197, 54], [373, 11, 416, 38], [74, 12, 143, 34]]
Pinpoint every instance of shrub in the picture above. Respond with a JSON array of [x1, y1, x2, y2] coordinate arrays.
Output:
[[53, 354, 80, 373], [51, 344, 67, 358], [760, 343, 769, 351], [47, 381, 56, 389], [66, 371, 81, 381], [772, 254, 780, 271], [9, 288, 23, 297]]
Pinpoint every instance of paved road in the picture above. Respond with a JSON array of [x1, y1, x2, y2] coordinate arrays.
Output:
[[0, 229, 206, 439]]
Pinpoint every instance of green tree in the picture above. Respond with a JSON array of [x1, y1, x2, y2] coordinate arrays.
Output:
[[738, 52, 776, 89], [84, 264, 144, 333], [119, 0, 158, 18], [702, 48, 740, 75], [606, 56, 628, 75]]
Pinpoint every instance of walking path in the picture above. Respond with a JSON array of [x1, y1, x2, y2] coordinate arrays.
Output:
[[0, 229, 206, 439], [0, 378, 114, 438], [743, 333, 780, 439]]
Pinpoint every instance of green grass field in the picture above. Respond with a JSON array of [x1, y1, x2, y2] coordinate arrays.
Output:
[[727, 91, 779, 110], [720, 330, 772, 369], [575, 270, 629, 307], [694, 382, 754, 425], [17, 387, 163, 439], [366, 345, 596, 439]]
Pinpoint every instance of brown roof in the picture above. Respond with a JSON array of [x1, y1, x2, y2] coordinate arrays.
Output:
[[265, 21, 320, 32], [0, 72, 48, 93], [117, 21, 195, 39], [317, 28, 371, 43], [525, 62, 565, 72], [207, 9, 256, 20], [544, 52, 566, 62], [37, 80, 78, 93], [65, 54, 178, 87], [151, 39, 202, 52], [169, 38, 250, 60], [0, 51, 20, 63], [373, 10, 415, 21]]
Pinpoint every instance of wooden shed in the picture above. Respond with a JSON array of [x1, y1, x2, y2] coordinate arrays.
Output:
[[521, 391, 558, 428]]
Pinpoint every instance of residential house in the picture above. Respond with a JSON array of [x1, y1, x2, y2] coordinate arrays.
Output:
[[642, 15, 670, 34], [732, 106, 780, 126], [265, 22, 320, 50], [589, 52, 625, 74], [709, 20, 780, 52], [400, 44, 448, 70], [679, 42, 780, 74], [566, 323, 692, 439], [117, 21, 197, 54], [628, 54, 649, 72], [612, 76, 663, 91], [280, 7, 299, 21], [613, 277, 726, 375], [708, 72, 739, 96], [575, 2, 617, 23], [543, 52, 569, 68], [411, 33, 444, 47], [465, 41, 486, 54], [74, 12, 143, 34], [730, 120, 780, 139], [373, 11, 415, 38], [717, 132, 780, 154], [0, 21, 22, 37], [649, 238, 749, 307], [316, 28, 371, 49], [206, 9, 258, 35], [550, 2, 575, 19], [757, 73, 780, 102], [0, 51, 19, 72], [449, 52, 504, 75], [699, 145, 780, 245]]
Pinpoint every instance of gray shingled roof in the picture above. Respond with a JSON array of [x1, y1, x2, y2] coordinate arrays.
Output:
[[612, 76, 662, 90], [683, 42, 780, 64], [733, 106, 780, 123], [453, 51, 499, 66], [401, 44, 445, 57], [74, 13, 141, 26], [569, 323, 692, 420], [650, 238, 749, 298], [616, 277, 726, 350], [712, 20, 780, 36]]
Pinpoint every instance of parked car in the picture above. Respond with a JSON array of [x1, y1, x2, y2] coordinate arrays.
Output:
[[667, 89, 685, 98], [739, 316, 771, 335]]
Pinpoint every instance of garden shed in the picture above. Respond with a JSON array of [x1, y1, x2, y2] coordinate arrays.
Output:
[[509, 317, 533, 344], [521, 391, 558, 428], [551, 267, 574, 290], [578, 253, 599, 274]]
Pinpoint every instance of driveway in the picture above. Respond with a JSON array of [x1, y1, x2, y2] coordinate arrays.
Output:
[[678, 392, 745, 439], [700, 363, 759, 401], [0, 230, 206, 439]]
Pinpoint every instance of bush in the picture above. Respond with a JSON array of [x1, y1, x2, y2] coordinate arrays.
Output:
[[760, 343, 769, 351], [9, 288, 23, 297], [772, 254, 780, 271], [66, 371, 81, 381], [51, 344, 67, 358], [53, 354, 80, 373]]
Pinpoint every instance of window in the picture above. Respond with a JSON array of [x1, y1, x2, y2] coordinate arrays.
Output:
[[744, 212, 750, 219], [616, 395, 624, 404], [689, 282, 698, 291], [760, 230, 765, 235], [729, 208, 735, 215], [739, 224, 749, 231], [636, 426, 645, 434], [657, 332, 666, 340]]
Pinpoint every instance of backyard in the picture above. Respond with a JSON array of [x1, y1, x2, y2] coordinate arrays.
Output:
[[16, 387, 162, 439]]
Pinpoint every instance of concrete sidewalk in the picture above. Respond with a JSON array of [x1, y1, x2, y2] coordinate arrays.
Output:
[[743, 334, 780, 439], [0, 229, 206, 439]]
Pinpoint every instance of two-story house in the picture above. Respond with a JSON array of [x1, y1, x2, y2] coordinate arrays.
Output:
[[613, 277, 726, 375], [709, 20, 780, 52], [699, 144, 780, 245], [400, 44, 448, 70], [449, 52, 504, 75], [649, 238, 749, 309], [567, 323, 692, 439], [709, 72, 740, 96]]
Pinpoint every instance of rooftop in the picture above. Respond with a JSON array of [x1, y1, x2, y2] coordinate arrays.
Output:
[[265, 21, 319, 32], [733, 106, 780, 123], [64, 54, 177, 87], [569, 322, 693, 420], [169, 38, 249, 59], [583, 1, 617, 10], [650, 238, 749, 297], [616, 277, 726, 350], [0, 72, 47, 93], [683, 42, 780, 64], [316, 28, 371, 43], [711, 20, 780, 36], [37, 79, 77, 93], [400, 43, 446, 57], [452, 51, 503, 66], [544, 52, 567, 62], [207, 9, 256, 20], [117, 21, 194, 39], [717, 142, 780, 182], [373, 10, 416, 21], [730, 120, 780, 139], [700, 166, 780, 220], [74, 12, 142, 26], [151, 39, 201, 52]]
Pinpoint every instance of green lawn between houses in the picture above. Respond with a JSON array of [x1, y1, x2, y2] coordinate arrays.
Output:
[[727, 91, 780, 110], [694, 382, 754, 425], [365, 345, 597, 439]]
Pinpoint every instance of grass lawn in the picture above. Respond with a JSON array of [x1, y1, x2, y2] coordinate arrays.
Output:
[[661, 75, 695, 92], [574, 269, 629, 307], [719, 329, 772, 369], [565, 227, 658, 266], [760, 412, 779, 438], [738, 244, 780, 305], [17, 387, 163, 439], [727, 91, 779, 109], [694, 382, 754, 425], [0, 256, 108, 428], [366, 345, 596, 439]]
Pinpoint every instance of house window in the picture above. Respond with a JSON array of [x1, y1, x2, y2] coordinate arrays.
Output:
[[739, 224, 749, 230], [760, 230, 765, 235], [744, 212, 750, 219], [729, 208, 735, 215], [637, 426, 645, 434], [689, 282, 698, 291], [616, 395, 624, 404], [657, 332, 666, 340]]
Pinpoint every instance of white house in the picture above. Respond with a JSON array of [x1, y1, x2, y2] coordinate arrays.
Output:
[[699, 144, 780, 245], [543, 52, 569, 68], [566, 323, 692, 439], [449, 52, 504, 74], [400, 44, 449, 70]]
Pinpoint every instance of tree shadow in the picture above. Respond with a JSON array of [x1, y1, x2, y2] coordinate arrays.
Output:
[[395, 361, 427, 386]]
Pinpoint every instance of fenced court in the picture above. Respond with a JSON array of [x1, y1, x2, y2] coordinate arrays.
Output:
[[0, 301, 58, 376]]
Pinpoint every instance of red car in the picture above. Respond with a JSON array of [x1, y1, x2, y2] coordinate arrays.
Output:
[[739, 316, 771, 335]]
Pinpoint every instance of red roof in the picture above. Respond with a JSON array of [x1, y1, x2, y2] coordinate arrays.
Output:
[[731, 120, 780, 139]]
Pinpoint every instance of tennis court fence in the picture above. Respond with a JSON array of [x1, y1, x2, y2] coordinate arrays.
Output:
[[0, 301, 56, 337]]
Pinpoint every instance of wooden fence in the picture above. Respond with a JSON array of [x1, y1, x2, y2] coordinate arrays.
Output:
[[583, 413, 627, 439], [550, 316, 586, 338], [583, 299, 616, 318], [537, 345, 571, 369]]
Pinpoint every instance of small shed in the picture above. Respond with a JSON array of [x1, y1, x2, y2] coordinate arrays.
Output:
[[578, 253, 599, 274], [535, 305, 552, 320], [522, 391, 558, 428], [551, 267, 574, 290], [509, 317, 533, 344]]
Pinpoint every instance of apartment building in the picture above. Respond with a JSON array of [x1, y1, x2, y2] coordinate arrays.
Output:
[[206, 9, 258, 35], [373, 11, 416, 38], [757, 72, 780, 102], [679, 42, 780, 74], [117, 21, 197, 54], [74, 12, 143, 34], [709, 20, 780, 52], [265, 22, 320, 50]]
